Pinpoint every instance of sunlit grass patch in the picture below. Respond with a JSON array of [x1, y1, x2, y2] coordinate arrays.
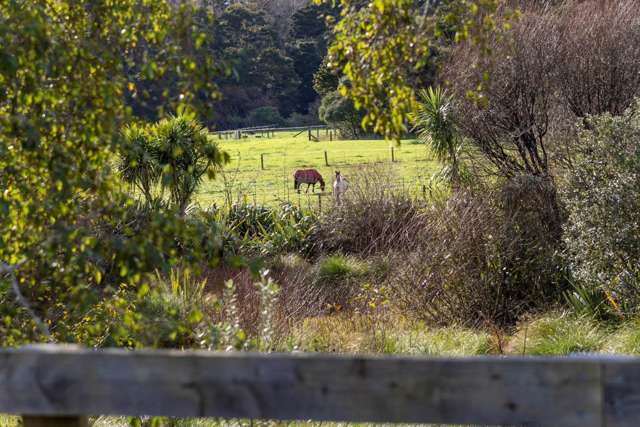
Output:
[[198, 134, 439, 207], [507, 312, 607, 355], [286, 314, 494, 356]]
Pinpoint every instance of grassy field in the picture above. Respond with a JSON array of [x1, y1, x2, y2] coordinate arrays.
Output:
[[196, 132, 440, 208]]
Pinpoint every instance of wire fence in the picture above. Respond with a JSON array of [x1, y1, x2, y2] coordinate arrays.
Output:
[[195, 131, 439, 210], [213, 125, 334, 141], [200, 177, 435, 214]]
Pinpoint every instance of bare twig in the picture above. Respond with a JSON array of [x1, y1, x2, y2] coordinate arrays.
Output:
[[0, 260, 54, 342]]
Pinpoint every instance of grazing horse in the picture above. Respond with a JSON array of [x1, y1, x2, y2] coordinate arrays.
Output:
[[333, 170, 348, 205], [294, 169, 325, 193]]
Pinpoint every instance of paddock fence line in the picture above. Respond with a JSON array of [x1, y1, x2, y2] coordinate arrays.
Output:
[[2, 345, 640, 426], [213, 125, 332, 141], [200, 145, 437, 208], [201, 175, 435, 212]]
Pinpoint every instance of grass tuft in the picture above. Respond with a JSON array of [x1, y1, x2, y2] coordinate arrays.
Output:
[[508, 312, 607, 355], [315, 255, 368, 284]]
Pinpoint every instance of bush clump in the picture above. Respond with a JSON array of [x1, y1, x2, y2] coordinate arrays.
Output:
[[313, 165, 426, 255], [392, 181, 567, 327], [562, 101, 640, 316]]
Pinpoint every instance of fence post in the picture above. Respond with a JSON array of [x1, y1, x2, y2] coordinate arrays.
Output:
[[23, 416, 89, 427], [324, 151, 329, 166], [391, 146, 395, 162], [261, 154, 265, 170]]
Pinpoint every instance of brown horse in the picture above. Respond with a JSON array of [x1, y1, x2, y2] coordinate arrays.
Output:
[[294, 169, 325, 193]]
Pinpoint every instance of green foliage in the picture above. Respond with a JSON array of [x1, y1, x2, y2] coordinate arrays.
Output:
[[153, 110, 229, 214], [564, 280, 616, 321], [223, 203, 316, 257], [212, 4, 301, 126], [0, 0, 222, 345], [118, 111, 229, 214], [246, 106, 285, 127], [325, 0, 512, 139], [130, 269, 212, 348], [313, 57, 340, 97], [118, 124, 161, 204], [315, 255, 367, 284], [318, 90, 365, 138], [562, 101, 640, 316]]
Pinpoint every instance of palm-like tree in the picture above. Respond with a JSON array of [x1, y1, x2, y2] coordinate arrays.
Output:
[[153, 109, 229, 215], [412, 86, 465, 186], [118, 124, 160, 204]]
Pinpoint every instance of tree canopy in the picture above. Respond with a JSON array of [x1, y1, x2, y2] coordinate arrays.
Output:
[[0, 0, 222, 344], [324, 0, 516, 139]]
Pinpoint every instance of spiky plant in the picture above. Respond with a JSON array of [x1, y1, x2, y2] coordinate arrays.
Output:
[[153, 108, 229, 215], [118, 124, 160, 204], [412, 86, 466, 186]]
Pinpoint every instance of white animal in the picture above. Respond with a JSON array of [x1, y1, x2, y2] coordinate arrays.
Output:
[[333, 170, 349, 205]]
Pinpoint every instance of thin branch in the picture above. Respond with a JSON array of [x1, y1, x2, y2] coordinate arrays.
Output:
[[0, 261, 54, 342]]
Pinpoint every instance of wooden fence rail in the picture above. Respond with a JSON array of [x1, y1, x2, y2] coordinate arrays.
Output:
[[1, 345, 640, 426]]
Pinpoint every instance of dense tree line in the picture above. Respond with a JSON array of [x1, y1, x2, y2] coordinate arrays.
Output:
[[131, 1, 340, 130]]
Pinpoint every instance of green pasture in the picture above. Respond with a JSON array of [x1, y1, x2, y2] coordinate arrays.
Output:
[[197, 132, 441, 207]]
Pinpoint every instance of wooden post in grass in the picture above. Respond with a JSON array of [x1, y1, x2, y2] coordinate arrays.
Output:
[[261, 154, 265, 170], [324, 151, 329, 166], [391, 146, 395, 162]]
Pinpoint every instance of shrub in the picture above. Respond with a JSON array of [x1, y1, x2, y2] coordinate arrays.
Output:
[[313, 165, 426, 255], [445, 1, 640, 180], [392, 182, 567, 327], [445, 10, 557, 178], [246, 106, 285, 127], [308, 255, 369, 310], [222, 203, 316, 257], [562, 101, 640, 316], [132, 269, 213, 348], [318, 90, 365, 139]]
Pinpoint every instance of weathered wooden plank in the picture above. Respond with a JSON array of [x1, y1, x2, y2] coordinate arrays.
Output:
[[603, 357, 640, 427], [0, 345, 602, 426], [23, 416, 88, 427]]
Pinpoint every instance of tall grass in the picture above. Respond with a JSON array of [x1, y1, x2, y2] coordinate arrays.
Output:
[[508, 313, 607, 355]]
